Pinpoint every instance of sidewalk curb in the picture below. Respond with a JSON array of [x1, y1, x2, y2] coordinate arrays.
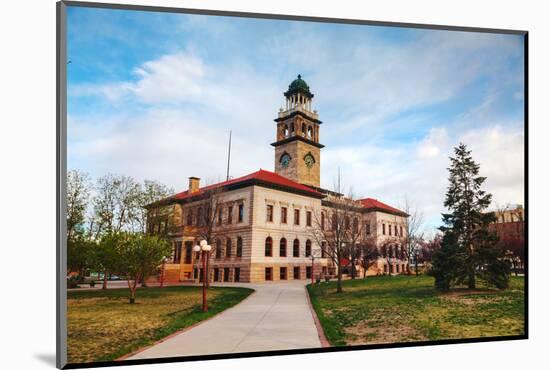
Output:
[[304, 285, 330, 348]]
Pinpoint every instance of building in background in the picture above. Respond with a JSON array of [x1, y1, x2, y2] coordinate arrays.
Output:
[[146, 76, 409, 283]]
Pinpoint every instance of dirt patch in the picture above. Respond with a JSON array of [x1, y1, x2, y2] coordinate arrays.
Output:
[[344, 320, 427, 345], [442, 288, 498, 296]]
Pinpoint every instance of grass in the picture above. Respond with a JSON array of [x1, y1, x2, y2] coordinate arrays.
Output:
[[307, 275, 524, 346], [67, 285, 253, 364]]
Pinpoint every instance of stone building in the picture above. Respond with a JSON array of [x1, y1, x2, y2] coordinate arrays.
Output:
[[146, 75, 409, 283]]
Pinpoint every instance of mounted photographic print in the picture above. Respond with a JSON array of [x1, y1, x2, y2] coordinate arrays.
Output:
[[56, 1, 527, 368]]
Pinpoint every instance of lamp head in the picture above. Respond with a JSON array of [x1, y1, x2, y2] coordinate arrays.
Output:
[[200, 239, 208, 247], [203, 245, 212, 252], [193, 245, 201, 252]]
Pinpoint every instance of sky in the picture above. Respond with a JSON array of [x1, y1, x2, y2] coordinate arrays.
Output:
[[66, 6, 525, 234]]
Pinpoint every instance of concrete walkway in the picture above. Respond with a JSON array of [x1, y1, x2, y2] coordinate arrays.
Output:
[[127, 281, 322, 359]]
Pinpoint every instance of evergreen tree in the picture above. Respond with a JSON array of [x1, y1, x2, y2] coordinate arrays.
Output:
[[430, 143, 509, 290]]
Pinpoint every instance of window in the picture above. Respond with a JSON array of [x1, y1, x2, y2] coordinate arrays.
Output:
[[321, 212, 325, 230], [184, 241, 192, 264], [226, 238, 232, 258], [395, 225, 398, 236], [396, 264, 400, 273], [366, 222, 371, 235], [321, 241, 327, 258], [238, 204, 244, 222], [400, 226, 403, 237], [293, 239, 300, 257], [306, 211, 312, 226], [306, 266, 312, 279], [227, 206, 233, 224], [173, 241, 182, 263], [382, 245, 387, 258], [214, 268, 220, 282], [265, 237, 273, 257], [383, 264, 388, 273], [345, 216, 350, 230], [186, 210, 193, 226], [266, 205, 273, 222], [236, 237, 243, 257], [279, 238, 287, 257], [224, 268, 230, 282], [281, 207, 287, 223], [389, 224, 392, 236], [294, 209, 300, 225], [307, 126, 312, 138], [284, 125, 289, 137], [302, 123, 306, 136], [265, 267, 273, 281], [234, 268, 240, 282], [291, 123, 295, 135], [217, 208, 223, 225], [215, 239, 222, 259], [197, 207, 202, 226], [353, 218, 358, 234], [293, 266, 300, 279], [194, 268, 198, 279], [305, 240, 312, 257], [382, 224, 386, 235], [280, 267, 287, 280], [332, 214, 337, 230]]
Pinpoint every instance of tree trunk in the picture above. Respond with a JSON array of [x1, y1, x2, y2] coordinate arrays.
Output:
[[128, 279, 137, 304], [102, 270, 108, 290], [468, 269, 476, 289], [336, 265, 343, 293]]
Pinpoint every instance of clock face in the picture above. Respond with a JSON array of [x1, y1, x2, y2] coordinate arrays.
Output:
[[304, 153, 315, 168], [280, 153, 291, 168]]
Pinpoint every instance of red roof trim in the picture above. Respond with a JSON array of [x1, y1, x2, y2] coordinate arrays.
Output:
[[358, 198, 408, 216], [154, 169, 323, 206]]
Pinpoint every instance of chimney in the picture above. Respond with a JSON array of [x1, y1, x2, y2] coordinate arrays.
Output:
[[188, 177, 200, 193]]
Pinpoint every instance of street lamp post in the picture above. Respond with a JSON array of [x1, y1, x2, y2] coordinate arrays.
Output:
[[194, 240, 212, 312]]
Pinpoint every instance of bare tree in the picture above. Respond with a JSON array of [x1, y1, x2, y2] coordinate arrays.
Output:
[[400, 198, 424, 274], [91, 174, 141, 238], [359, 235, 379, 278], [67, 169, 91, 241], [193, 186, 227, 287], [135, 180, 174, 233], [310, 182, 363, 293], [379, 237, 401, 275], [343, 213, 365, 279]]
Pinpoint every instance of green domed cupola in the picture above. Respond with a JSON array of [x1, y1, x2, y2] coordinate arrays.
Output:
[[284, 74, 314, 98]]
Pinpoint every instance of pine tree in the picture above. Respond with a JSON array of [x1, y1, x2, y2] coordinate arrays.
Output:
[[430, 143, 509, 290]]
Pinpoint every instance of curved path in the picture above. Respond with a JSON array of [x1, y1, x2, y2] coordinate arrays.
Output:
[[127, 281, 322, 359]]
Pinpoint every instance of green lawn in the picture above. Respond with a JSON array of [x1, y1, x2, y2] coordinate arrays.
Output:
[[307, 275, 525, 346], [67, 286, 253, 364]]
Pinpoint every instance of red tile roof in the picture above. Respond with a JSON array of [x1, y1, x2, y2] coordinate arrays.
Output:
[[358, 198, 408, 216], [157, 169, 323, 205]]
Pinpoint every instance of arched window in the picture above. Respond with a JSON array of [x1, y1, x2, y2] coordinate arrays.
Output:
[[265, 237, 273, 257], [293, 239, 300, 257], [284, 125, 289, 137], [302, 123, 306, 136], [226, 238, 232, 258], [353, 218, 358, 233], [215, 239, 222, 259], [279, 238, 287, 257], [236, 237, 243, 257], [291, 123, 295, 135], [307, 126, 312, 138], [321, 212, 325, 230], [321, 241, 327, 258], [332, 214, 337, 230], [345, 216, 350, 230], [305, 240, 312, 257]]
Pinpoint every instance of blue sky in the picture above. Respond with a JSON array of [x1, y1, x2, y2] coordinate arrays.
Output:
[[67, 6, 525, 233]]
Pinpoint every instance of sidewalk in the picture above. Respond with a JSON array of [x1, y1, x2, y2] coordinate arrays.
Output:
[[126, 281, 322, 359]]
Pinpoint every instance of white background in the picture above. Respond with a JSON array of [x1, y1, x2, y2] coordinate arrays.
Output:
[[1, 0, 547, 369]]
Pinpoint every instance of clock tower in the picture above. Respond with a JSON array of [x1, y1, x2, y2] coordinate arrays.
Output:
[[272, 75, 323, 188]]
